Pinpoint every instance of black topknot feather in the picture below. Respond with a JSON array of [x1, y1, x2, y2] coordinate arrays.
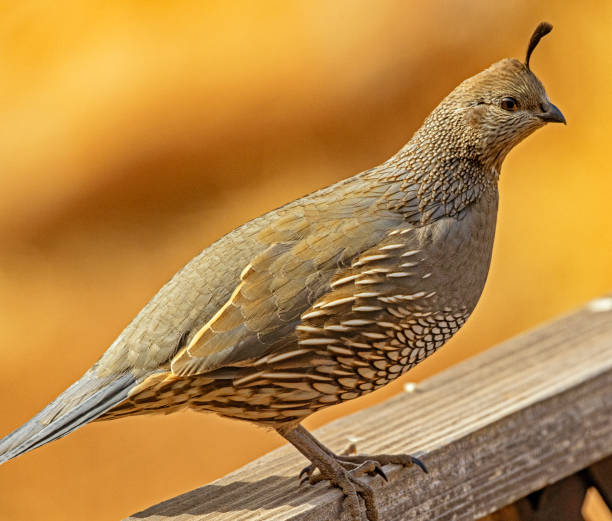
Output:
[[525, 22, 553, 70]]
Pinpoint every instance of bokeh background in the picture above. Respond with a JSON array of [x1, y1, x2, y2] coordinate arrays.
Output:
[[1, 2, 611, 520]]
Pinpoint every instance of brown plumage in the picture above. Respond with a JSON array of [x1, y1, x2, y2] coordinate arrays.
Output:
[[0, 22, 564, 521]]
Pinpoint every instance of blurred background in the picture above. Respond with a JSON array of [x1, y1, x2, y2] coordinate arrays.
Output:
[[0, 1, 611, 520]]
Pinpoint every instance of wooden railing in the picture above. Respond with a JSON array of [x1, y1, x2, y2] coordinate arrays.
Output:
[[125, 295, 612, 521]]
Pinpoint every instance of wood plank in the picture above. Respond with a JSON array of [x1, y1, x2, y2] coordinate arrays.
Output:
[[477, 472, 592, 521], [126, 295, 612, 521]]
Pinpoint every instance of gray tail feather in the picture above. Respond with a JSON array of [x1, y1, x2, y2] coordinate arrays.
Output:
[[0, 371, 135, 464]]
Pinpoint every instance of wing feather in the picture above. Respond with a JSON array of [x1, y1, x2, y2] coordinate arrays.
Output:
[[170, 212, 402, 376]]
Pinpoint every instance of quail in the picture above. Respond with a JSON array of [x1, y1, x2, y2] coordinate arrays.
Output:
[[0, 23, 564, 521]]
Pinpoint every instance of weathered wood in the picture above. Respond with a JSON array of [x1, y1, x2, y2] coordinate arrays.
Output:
[[477, 472, 591, 521], [479, 455, 612, 521], [126, 295, 612, 521]]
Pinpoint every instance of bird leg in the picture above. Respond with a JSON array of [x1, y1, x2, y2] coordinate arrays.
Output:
[[283, 425, 380, 520], [283, 425, 428, 520], [296, 428, 427, 485], [283, 425, 397, 521], [297, 434, 389, 486]]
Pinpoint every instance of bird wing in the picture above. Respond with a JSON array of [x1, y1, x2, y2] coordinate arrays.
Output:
[[294, 225, 442, 351], [170, 205, 403, 377]]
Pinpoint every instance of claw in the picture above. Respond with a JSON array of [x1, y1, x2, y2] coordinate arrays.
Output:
[[298, 466, 311, 480], [411, 456, 428, 474], [374, 465, 388, 482]]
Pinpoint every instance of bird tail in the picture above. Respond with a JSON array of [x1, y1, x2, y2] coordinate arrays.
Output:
[[0, 371, 135, 464]]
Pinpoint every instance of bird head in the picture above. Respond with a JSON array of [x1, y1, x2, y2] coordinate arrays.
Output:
[[425, 22, 565, 172]]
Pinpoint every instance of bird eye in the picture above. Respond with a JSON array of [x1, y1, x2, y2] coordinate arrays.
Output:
[[500, 97, 518, 112]]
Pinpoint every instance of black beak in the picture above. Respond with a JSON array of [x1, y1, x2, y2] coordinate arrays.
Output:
[[539, 102, 566, 124]]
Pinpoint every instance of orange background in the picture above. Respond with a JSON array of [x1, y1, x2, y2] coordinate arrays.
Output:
[[1, 2, 611, 521]]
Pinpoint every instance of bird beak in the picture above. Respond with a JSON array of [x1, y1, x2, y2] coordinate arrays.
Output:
[[538, 102, 566, 124]]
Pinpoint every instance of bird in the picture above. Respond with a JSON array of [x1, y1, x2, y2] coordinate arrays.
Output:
[[0, 22, 564, 521]]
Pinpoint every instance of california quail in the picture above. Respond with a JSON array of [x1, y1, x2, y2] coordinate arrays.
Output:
[[0, 23, 564, 521]]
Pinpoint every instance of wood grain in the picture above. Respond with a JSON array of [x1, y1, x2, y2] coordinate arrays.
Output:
[[125, 295, 612, 521]]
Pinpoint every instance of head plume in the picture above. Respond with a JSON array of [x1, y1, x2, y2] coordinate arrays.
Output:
[[525, 22, 553, 70]]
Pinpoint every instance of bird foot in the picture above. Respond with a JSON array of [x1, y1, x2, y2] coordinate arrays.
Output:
[[284, 425, 427, 521], [337, 452, 428, 474], [299, 456, 383, 521], [299, 449, 427, 486], [297, 451, 427, 521], [299, 457, 389, 486]]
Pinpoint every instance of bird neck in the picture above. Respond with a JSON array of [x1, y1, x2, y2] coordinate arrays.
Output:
[[380, 113, 500, 225]]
